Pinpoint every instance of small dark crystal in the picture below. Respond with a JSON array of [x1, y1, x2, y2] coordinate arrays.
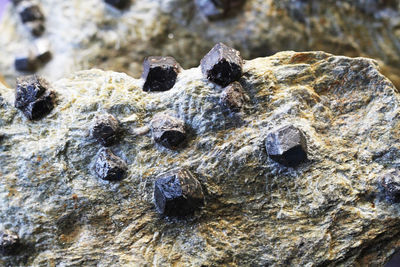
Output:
[[0, 230, 20, 255], [28, 21, 45, 37], [34, 39, 52, 64], [379, 170, 400, 203], [220, 81, 245, 112], [19, 4, 44, 23], [94, 148, 127, 181], [142, 56, 182, 92], [150, 113, 186, 149], [200, 42, 243, 87], [91, 114, 121, 147], [195, 0, 246, 20], [105, 0, 131, 9], [14, 55, 37, 72], [15, 75, 55, 120], [265, 125, 308, 167], [154, 169, 204, 216]]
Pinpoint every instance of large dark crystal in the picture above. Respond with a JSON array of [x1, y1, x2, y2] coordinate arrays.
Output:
[[265, 125, 308, 167], [19, 4, 44, 23], [15, 75, 55, 120], [14, 55, 37, 72], [154, 169, 204, 216], [0, 230, 20, 255], [200, 42, 243, 87], [94, 148, 127, 181], [91, 114, 121, 147], [379, 170, 400, 203], [142, 56, 181, 92], [150, 113, 186, 149], [104, 0, 131, 9], [220, 81, 245, 112]]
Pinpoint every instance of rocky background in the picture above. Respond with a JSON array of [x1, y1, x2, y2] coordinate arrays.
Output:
[[1, 51, 400, 266], [0, 0, 399, 88]]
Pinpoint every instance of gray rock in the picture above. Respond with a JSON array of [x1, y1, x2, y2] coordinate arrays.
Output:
[[1, 0, 400, 88], [1, 52, 400, 265]]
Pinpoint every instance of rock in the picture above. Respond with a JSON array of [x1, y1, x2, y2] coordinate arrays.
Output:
[[0, 231, 20, 256], [154, 169, 204, 216], [379, 170, 400, 203], [220, 81, 245, 112], [150, 113, 186, 149], [265, 125, 308, 167], [142, 56, 181, 92], [200, 42, 243, 87], [91, 113, 120, 147], [104, 0, 131, 9], [94, 148, 127, 181], [14, 75, 55, 120], [1, 52, 400, 266], [1, 0, 400, 89]]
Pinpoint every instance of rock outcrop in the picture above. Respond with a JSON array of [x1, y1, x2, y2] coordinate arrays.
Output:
[[1, 51, 400, 266], [0, 0, 399, 88]]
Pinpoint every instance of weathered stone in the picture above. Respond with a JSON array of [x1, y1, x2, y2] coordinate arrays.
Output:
[[150, 113, 186, 149], [379, 170, 400, 203], [91, 113, 120, 147], [0, 231, 20, 256], [14, 55, 37, 72], [220, 81, 245, 112], [142, 56, 181, 92], [94, 148, 127, 181], [154, 169, 204, 216], [15, 75, 55, 120], [0, 52, 400, 266], [200, 42, 243, 87], [265, 125, 308, 167], [104, 0, 130, 9]]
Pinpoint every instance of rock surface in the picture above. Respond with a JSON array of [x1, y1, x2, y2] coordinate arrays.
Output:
[[0, 51, 400, 266], [0, 0, 400, 88]]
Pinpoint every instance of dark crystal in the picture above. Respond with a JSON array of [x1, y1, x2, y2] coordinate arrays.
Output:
[[34, 39, 52, 64], [200, 42, 243, 87], [14, 55, 37, 72], [28, 21, 45, 37], [19, 4, 44, 23], [91, 114, 120, 147], [105, 0, 131, 9], [265, 125, 308, 167], [220, 81, 245, 112], [379, 170, 400, 203], [94, 148, 127, 181], [195, 0, 246, 20], [154, 169, 204, 216], [15, 75, 55, 120], [142, 56, 181, 92], [0, 230, 20, 256], [150, 113, 186, 149]]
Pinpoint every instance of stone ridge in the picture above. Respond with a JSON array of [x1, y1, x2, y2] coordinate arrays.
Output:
[[0, 51, 399, 266]]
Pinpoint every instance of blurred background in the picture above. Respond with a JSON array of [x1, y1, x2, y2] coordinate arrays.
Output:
[[0, 0, 400, 265]]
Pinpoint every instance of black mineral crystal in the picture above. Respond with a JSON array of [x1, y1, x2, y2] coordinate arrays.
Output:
[[105, 0, 131, 9], [379, 170, 400, 203], [154, 169, 204, 216], [15, 75, 55, 120], [142, 56, 182, 92], [220, 81, 245, 112], [200, 42, 243, 87], [265, 125, 308, 167], [94, 148, 127, 181], [91, 114, 121, 147], [150, 113, 186, 149], [14, 54, 37, 72], [0, 230, 20, 255], [18, 3, 44, 23], [195, 0, 246, 20]]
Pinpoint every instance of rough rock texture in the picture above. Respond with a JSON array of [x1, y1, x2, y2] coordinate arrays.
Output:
[[1, 0, 400, 88], [0, 51, 400, 266]]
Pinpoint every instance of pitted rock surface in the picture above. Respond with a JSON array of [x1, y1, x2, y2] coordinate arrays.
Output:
[[0, 52, 400, 266], [0, 0, 399, 88]]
